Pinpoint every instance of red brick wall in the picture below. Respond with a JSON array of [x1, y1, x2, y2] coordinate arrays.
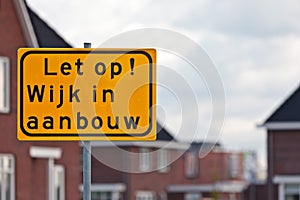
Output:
[[266, 130, 300, 200], [243, 183, 268, 200], [91, 154, 126, 183], [167, 193, 184, 200], [270, 130, 300, 174], [0, 1, 80, 199], [89, 146, 244, 200], [127, 150, 244, 199]]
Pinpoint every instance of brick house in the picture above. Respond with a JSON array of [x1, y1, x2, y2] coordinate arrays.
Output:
[[262, 84, 300, 200], [90, 124, 248, 200], [0, 1, 80, 199]]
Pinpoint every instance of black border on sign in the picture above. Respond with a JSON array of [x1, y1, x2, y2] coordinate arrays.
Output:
[[19, 50, 154, 137]]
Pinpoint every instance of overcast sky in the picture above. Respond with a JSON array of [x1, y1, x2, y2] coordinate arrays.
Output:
[[26, 0, 300, 173]]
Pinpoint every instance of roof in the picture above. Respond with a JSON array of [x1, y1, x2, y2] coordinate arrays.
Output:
[[264, 84, 300, 123], [90, 123, 185, 149], [189, 141, 221, 151], [156, 123, 175, 141], [26, 5, 71, 47]]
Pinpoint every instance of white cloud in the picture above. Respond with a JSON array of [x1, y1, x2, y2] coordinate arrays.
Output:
[[173, 0, 300, 37]]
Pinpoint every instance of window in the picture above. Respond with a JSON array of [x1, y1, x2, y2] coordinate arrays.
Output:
[[0, 154, 15, 200], [184, 152, 198, 178], [157, 149, 169, 173], [243, 151, 257, 182], [0, 57, 10, 113], [54, 165, 65, 200], [91, 191, 123, 200], [136, 191, 155, 200], [139, 148, 151, 172], [284, 184, 300, 200], [228, 154, 240, 178], [91, 192, 111, 200], [184, 193, 201, 200]]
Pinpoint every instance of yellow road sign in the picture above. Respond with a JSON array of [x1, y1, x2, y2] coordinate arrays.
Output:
[[18, 48, 156, 141]]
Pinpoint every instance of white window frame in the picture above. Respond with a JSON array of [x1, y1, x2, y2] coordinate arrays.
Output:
[[54, 165, 65, 200], [139, 148, 151, 172], [91, 191, 112, 200], [0, 154, 15, 200], [273, 175, 300, 200], [184, 152, 198, 178], [136, 191, 155, 200], [0, 57, 10, 113], [157, 149, 169, 173], [278, 183, 300, 200], [286, 183, 300, 200], [87, 183, 125, 200], [228, 154, 240, 178], [29, 146, 62, 200], [91, 191, 124, 200]]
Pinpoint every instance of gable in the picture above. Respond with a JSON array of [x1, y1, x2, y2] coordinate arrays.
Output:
[[26, 6, 71, 48], [265, 85, 300, 123], [157, 123, 175, 141]]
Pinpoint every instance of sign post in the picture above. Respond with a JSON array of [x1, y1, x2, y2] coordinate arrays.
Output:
[[83, 42, 91, 200]]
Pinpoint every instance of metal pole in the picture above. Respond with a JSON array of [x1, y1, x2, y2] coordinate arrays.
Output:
[[83, 42, 91, 200]]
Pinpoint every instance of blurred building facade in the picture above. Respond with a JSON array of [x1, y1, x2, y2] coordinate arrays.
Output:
[[244, 84, 300, 200], [89, 125, 250, 200], [264, 85, 300, 200], [0, 0, 80, 199]]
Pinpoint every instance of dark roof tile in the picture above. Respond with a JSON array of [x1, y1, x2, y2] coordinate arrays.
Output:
[[26, 6, 72, 48], [265, 84, 300, 123], [157, 123, 175, 141]]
